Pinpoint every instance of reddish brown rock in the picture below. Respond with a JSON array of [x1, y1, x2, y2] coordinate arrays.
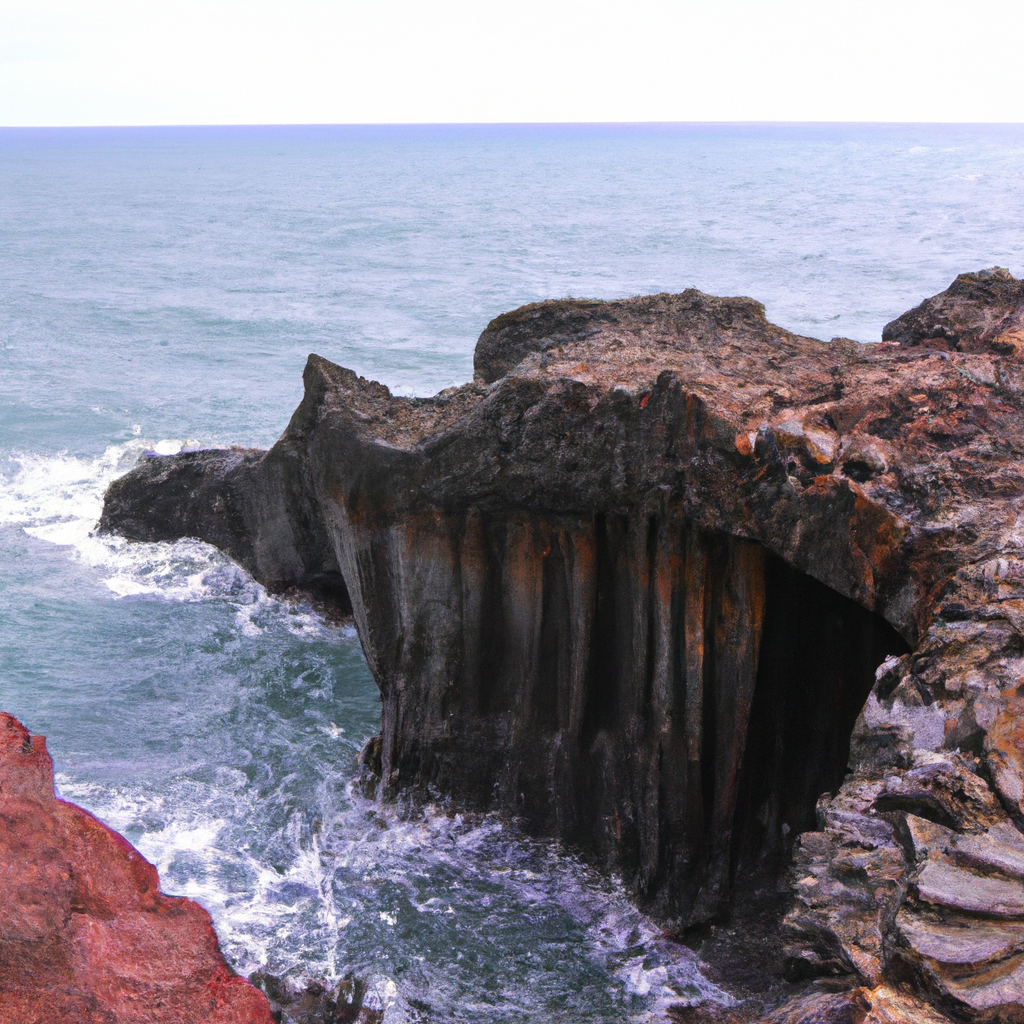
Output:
[[758, 984, 953, 1024], [0, 713, 274, 1024]]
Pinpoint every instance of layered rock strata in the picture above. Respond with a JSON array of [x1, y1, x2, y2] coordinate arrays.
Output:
[[0, 713, 274, 1024], [101, 269, 1024, 1020]]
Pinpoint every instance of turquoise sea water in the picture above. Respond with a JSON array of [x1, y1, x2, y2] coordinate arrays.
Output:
[[2, 123, 1024, 1021]]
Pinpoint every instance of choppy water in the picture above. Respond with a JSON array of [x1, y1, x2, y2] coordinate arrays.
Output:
[[2, 123, 1024, 1020]]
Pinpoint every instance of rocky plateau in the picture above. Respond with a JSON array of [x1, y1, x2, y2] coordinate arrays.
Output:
[[96, 268, 1024, 1022]]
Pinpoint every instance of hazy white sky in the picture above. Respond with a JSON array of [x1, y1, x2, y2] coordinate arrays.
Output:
[[1, 0, 1022, 126]]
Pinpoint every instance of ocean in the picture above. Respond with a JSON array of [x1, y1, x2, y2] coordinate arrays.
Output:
[[2, 122, 1024, 1021]]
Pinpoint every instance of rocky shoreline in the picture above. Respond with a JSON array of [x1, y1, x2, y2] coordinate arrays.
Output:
[[0, 713, 275, 1024], [90, 268, 1024, 1021]]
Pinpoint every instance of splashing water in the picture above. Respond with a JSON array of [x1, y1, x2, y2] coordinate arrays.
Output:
[[0, 442, 327, 636], [0, 442, 725, 1022]]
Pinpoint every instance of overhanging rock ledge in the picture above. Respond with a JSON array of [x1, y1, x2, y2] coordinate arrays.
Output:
[[102, 269, 1024, 1021]]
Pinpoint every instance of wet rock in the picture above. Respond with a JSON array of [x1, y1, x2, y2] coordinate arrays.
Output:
[[249, 971, 383, 1024], [872, 751, 1006, 832], [897, 909, 1024, 965], [669, 983, 955, 1023], [101, 272, 1024, 1018], [759, 984, 953, 1024], [0, 712, 274, 1024], [99, 446, 352, 617], [882, 812, 1024, 1018], [782, 777, 909, 985], [916, 859, 1024, 917], [352, 735, 383, 798]]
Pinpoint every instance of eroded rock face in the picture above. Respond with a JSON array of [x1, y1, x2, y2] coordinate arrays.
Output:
[[0, 713, 274, 1024], [101, 269, 1024, 1019]]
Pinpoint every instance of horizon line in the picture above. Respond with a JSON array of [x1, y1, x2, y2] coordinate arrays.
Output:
[[3, 119, 1024, 131]]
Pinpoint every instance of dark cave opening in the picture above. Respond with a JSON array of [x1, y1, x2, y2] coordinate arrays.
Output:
[[729, 550, 910, 889], [381, 511, 912, 928], [526, 518, 912, 921]]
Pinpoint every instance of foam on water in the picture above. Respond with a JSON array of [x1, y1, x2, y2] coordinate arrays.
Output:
[[0, 442, 328, 638], [54, 764, 729, 1022], [2, 441, 722, 1021]]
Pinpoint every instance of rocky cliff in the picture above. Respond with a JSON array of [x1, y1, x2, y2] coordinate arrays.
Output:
[[101, 269, 1024, 1021], [0, 713, 274, 1024]]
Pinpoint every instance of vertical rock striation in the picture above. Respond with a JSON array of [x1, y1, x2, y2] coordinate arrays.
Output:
[[101, 270, 1024, 1019]]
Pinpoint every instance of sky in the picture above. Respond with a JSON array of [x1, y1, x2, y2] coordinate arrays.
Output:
[[1, 0, 1023, 126]]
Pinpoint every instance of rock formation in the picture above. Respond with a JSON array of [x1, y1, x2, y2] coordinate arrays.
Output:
[[0, 712, 275, 1024], [250, 971, 383, 1023], [101, 268, 1024, 1021]]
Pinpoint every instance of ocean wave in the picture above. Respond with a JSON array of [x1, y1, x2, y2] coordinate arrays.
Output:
[[54, 760, 727, 1023], [338, 800, 730, 1022], [0, 441, 332, 638]]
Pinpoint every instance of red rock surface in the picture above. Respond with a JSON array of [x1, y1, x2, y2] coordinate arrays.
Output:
[[0, 713, 275, 1024]]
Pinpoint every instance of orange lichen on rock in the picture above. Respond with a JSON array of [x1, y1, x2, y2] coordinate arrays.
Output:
[[0, 713, 274, 1024]]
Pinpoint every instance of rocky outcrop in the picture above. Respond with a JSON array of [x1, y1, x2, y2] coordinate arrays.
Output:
[[250, 971, 383, 1023], [101, 445, 352, 615], [0, 713, 274, 1024], [101, 269, 1024, 1020]]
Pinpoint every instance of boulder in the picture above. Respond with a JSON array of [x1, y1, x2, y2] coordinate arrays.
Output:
[[0, 713, 274, 1024]]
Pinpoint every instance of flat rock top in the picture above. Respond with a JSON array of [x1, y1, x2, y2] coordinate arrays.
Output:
[[330, 270, 1024, 462], [477, 290, 831, 395], [317, 269, 1024, 537]]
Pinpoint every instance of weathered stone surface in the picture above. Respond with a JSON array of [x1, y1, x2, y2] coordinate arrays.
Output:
[[100, 445, 352, 615], [916, 859, 1024, 917], [758, 984, 953, 1024], [100, 269, 1024, 1018], [668, 982, 955, 1023], [896, 909, 1024, 966], [0, 713, 274, 1024]]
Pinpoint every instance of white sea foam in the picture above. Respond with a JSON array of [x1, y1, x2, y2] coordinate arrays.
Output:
[[55, 757, 729, 1022], [0, 442, 329, 638], [323, 797, 732, 1022], [15, 442, 726, 1020]]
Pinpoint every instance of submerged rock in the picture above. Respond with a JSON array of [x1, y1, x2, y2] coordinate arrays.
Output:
[[101, 269, 1024, 1020], [249, 971, 383, 1024], [0, 712, 274, 1024]]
